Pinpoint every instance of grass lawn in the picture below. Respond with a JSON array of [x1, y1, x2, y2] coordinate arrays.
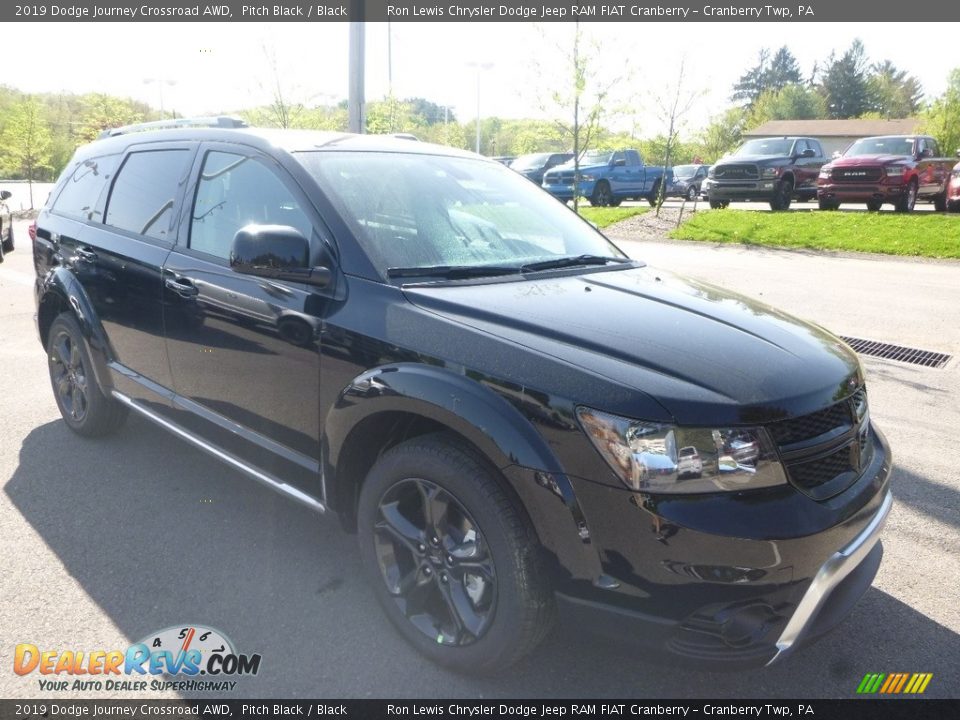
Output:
[[577, 205, 650, 228], [670, 209, 960, 259]]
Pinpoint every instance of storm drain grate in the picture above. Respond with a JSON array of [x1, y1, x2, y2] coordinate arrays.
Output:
[[840, 336, 952, 369]]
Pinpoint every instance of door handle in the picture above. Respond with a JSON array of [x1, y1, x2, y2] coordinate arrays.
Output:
[[165, 277, 200, 298], [75, 246, 97, 263]]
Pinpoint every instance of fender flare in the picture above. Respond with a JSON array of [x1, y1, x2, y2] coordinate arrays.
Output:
[[37, 267, 114, 392]]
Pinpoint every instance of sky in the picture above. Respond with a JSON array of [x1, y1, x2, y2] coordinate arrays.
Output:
[[7, 22, 957, 136]]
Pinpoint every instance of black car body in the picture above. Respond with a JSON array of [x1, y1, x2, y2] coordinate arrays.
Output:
[[511, 152, 574, 185], [704, 137, 827, 210], [32, 123, 892, 672], [0, 189, 13, 262]]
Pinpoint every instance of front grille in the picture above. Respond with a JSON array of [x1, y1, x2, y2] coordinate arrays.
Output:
[[823, 185, 880, 194], [832, 167, 883, 182], [714, 164, 759, 180], [769, 389, 869, 500], [549, 172, 575, 184]]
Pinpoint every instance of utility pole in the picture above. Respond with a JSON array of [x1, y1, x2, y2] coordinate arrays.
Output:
[[348, 3, 366, 133]]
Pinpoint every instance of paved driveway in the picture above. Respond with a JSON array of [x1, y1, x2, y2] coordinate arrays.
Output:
[[1, 219, 958, 699]]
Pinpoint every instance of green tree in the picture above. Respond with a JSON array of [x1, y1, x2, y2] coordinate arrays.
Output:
[[921, 68, 960, 157], [0, 96, 53, 208], [76, 93, 147, 143], [697, 107, 748, 162], [820, 40, 871, 119], [732, 46, 803, 106], [747, 84, 826, 128], [867, 60, 923, 118]]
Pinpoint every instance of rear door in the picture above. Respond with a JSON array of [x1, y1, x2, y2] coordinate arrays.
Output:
[[161, 143, 333, 494]]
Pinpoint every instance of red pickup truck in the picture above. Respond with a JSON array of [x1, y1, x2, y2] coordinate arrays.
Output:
[[817, 135, 955, 212]]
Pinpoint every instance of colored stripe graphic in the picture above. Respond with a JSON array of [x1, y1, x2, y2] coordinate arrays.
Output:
[[857, 672, 932, 694]]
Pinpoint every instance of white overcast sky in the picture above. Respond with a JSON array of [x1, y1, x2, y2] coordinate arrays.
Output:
[[8, 22, 957, 135]]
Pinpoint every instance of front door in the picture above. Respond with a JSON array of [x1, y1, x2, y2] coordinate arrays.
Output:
[[161, 144, 332, 496]]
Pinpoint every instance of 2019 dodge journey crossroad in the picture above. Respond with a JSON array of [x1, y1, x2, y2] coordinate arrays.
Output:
[[32, 118, 892, 673]]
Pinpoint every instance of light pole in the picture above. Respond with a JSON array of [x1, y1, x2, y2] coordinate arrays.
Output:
[[466, 62, 493, 155], [143, 78, 176, 119]]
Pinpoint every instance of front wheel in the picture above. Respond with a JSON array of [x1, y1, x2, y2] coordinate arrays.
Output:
[[686, 186, 698, 201], [866, 199, 884, 212], [647, 181, 662, 206], [47, 314, 128, 436], [589, 181, 613, 207], [357, 434, 554, 674], [769, 179, 794, 211], [895, 180, 918, 213], [933, 192, 948, 212], [1, 225, 12, 254]]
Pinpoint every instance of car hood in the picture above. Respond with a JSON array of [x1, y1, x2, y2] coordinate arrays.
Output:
[[402, 266, 862, 426], [718, 154, 791, 164], [831, 155, 908, 166]]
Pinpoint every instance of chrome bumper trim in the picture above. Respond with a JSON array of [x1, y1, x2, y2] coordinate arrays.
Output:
[[766, 490, 892, 665]]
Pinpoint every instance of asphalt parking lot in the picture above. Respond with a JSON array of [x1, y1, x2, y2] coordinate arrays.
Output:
[[1, 217, 958, 699]]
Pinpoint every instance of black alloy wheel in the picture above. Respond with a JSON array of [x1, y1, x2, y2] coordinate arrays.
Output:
[[686, 185, 698, 201], [709, 199, 730, 209], [47, 314, 128, 436], [770, 178, 794, 211], [358, 434, 553, 673], [373, 478, 496, 647], [591, 181, 613, 207], [895, 180, 918, 213]]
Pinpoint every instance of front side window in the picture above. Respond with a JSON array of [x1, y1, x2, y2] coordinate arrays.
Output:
[[298, 151, 625, 277], [189, 151, 312, 260], [105, 150, 191, 240], [51, 154, 121, 222]]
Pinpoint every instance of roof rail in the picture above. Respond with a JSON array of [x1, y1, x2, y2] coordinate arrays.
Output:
[[98, 116, 249, 139]]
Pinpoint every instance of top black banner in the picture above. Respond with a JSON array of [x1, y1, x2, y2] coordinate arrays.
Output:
[[7, 0, 960, 22]]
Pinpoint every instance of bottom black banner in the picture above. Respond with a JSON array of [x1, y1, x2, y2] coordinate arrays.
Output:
[[1, 700, 957, 720]]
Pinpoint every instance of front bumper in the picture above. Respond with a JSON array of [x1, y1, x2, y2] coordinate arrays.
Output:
[[542, 180, 597, 201], [817, 180, 907, 203], [703, 178, 779, 201], [549, 424, 893, 668]]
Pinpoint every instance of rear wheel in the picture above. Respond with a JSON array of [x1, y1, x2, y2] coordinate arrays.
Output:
[[933, 192, 948, 212], [1, 224, 12, 254], [357, 434, 554, 674], [647, 181, 662, 206], [47, 314, 128, 437]]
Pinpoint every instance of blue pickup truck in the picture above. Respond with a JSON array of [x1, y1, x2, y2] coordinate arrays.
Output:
[[541, 149, 667, 206]]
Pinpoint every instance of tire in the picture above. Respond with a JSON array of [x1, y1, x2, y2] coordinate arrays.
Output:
[[686, 186, 698, 201], [948, 200, 960, 214], [47, 314, 128, 437], [894, 180, 918, 213], [608, 198, 622, 207], [818, 199, 840, 211], [589, 181, 613, 207], [933, 192, 947, 212], [709, 200, 730, 210], [866, 199, 884, 212], [1, 224, 12, 254], [647, 181, 662, 207], [357, 433, 554, 674], [769, 178, 794, 211]]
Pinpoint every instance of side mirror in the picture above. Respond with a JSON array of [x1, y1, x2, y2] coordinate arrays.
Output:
[[802, 148, 816, 158], [230, 224, 331, 289], [0, 190, 11, 201]]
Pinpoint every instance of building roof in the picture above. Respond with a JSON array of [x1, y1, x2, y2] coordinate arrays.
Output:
[[744, 118, 921, 138]]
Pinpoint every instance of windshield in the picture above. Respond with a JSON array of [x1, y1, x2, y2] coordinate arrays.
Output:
[[298, 152, 626, 278], [580, 151, 613, 165], [510, 153, 551, 170], [672, 165, 698, 179], [844, 137, 915, 157], [733, 139, 794, 156]]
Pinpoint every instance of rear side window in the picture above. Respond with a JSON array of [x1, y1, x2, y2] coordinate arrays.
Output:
[[105, 150, 191, 241], [50, 155, 121, 222]]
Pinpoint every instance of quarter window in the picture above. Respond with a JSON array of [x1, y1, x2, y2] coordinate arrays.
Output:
[[51, 155, 121, 222], [189, 151, 312, 260], [106, 150, 191, 240]]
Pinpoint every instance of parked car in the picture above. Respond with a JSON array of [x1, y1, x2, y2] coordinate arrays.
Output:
[[817, 135, 955, 212], [666, 164, 710, 201], [0, 189, 13, 263], [703, 137, 826, 211], [542, 149, 667, 207], [33, 119, 892, 673], [510, 152, 574, 185], [948, 157, 960, 213]]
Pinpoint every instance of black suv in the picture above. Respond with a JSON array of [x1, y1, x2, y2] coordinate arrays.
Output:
[[32, 119, 892, 672], [704, 137, 827, 210]]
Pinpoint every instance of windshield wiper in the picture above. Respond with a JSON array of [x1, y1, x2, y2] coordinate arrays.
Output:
[[387, 264, 522, 280], [520, 254, 631, 273]]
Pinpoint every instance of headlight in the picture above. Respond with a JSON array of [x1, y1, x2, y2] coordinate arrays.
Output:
[[951, 170, 960, 179], [885, 166, 906, 177], [819, 167, 832, 179], [578, 174, 596, 182], [760, 167, 779, 179], [707, 168, 716, 179], [576, 407, 787, 494]]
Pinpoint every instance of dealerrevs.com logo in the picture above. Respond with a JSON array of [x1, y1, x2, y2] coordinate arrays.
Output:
[[14, 625, 262, 693]]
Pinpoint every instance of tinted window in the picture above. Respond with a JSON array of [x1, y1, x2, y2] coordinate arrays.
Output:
[[190, 151, 312, 260], [809, 140, 824, 157], [106, 150, 191, 240], [51, 155, 121, 222]]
